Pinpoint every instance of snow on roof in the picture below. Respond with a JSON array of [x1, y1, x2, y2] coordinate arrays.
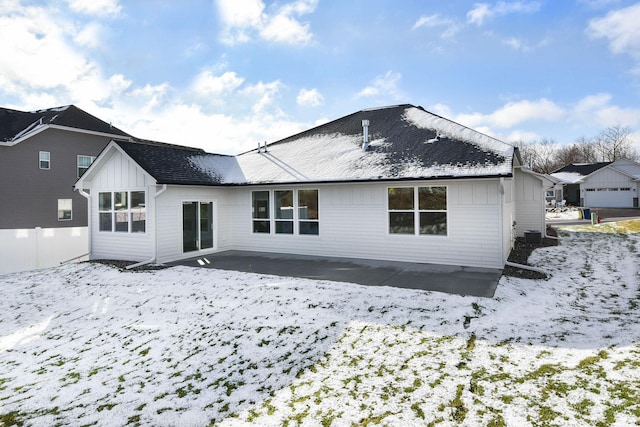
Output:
[[403, 107, 512, 159], [550, 171, 584, 184], [107, 105, 515, 186], [235, 105, 514, 184]]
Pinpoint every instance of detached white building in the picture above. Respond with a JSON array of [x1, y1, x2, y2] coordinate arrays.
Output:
[[551, 159, 640, 208], [75, 104, 549, 272]]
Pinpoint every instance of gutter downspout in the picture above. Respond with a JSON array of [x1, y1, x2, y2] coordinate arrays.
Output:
[[126, 184, 167, 270], [505, 261, 550, 277], [77, 188, 92, 258]]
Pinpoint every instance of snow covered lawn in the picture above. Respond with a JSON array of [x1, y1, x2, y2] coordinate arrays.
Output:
[[1, 223, 639, 426]]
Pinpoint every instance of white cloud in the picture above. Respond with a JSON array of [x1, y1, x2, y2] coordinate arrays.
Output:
[[572, 93, 640, 128], [67, 0, 121, 17], [216, 0, 316, 45], [455, 98, 565, 129], [0, 5, 94, 92], [297, 88, 324, 107], [191, 70, 245, 97], [588, 3, 640, 61], [467, 1, 541, 26], [74, 22, 104, 48], [355, 71, 404, 100], [412, 14, 461, 38]]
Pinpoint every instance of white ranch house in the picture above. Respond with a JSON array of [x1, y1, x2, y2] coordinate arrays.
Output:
[[550, 159, 640, 208], [75, 105, 549, 270]]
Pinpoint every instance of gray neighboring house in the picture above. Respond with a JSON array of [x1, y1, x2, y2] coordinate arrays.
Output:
[[0, 105, 130, 229], [0, 105, 131, 274]]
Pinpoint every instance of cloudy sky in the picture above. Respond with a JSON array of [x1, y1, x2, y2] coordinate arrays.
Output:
[[2, 0, 640, 154]]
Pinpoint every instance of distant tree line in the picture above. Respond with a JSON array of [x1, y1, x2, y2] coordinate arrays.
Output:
[[515, 125, 639, 174]]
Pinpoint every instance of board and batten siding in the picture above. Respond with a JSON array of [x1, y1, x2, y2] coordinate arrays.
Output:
[[583, 167, 636, 208], [513, 168, 545, 237], [155, 186, 233, 263], [86, 150, 155, 261], [227, 179, 506, 269]]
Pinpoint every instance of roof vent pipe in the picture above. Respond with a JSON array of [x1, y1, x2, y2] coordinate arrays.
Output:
[[263, 141, 268, 152], [362, 119, 370, 150]]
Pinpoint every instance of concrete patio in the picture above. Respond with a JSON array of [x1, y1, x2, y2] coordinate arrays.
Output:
[[169, 251, 502, 298]]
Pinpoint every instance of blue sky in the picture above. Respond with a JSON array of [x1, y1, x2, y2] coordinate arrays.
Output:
[[2, 0, 640, 154]]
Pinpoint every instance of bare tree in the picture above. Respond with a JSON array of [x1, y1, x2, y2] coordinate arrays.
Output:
[[593, 125, 635, 161]]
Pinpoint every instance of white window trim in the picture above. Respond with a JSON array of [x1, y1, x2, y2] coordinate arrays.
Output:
[[57, 199, 72, 221], [98, 190, 147, 234], [251, 189, 320, 236], [77, 155, 96, 178], [39, 151, 50, 170], [387, 185, 448, 237]]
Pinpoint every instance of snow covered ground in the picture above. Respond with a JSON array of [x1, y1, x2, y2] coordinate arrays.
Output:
[[545, 208, 582, 221], [1, 221, 639, 426]]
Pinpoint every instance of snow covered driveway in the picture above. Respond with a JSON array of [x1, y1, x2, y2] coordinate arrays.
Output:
[[1, 223, 639, 426]]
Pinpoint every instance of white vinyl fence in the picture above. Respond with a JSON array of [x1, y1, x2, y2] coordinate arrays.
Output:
[[0, 227, 89, 275]]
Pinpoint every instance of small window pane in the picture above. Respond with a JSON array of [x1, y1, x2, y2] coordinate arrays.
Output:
[[389, 212, 414, 234], [275, 191, 293, 219], [388, 188, 414, 210], [99, 213, 112, 231], [114, 192, 128, 210], [131, 191, 145, 209], [419, 187, 447, 210], [298, 190, 318, 220], [99, 192, 111, 211], [252, 191, 270, 219], [115, 211, 128, 232], [275, 221, 294, 234], [253, 220, 270, 233], [299, 221, 319, 235], [420, 212, 447, 235], [57, 199, 72, 221]]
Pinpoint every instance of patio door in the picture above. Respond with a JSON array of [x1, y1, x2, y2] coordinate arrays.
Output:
[[183, 201, 215, 253]]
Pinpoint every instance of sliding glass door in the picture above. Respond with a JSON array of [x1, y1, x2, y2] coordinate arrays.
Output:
[[183, 201, 215, 253]]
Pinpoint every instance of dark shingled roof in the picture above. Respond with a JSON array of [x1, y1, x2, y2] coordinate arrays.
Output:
[[236, 104, 515, 183], [267, 104, 506, 169], [552, 162, 611, 176], [81, 104, 516, 187], [0, 105, 129, 142], [114, 140, 238, 185]]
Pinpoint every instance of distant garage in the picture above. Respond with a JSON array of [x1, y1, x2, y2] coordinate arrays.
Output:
[[584, 187, 634, 208], [551, 159, 640, 208]]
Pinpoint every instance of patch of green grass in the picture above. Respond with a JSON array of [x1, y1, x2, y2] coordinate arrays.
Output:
[[0, 411, 24, 427]]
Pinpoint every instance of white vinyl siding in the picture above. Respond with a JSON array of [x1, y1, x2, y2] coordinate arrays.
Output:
[[87, 150, 154, 262], [582, 167, 637, 208], [231, 180, 504, 269], [514, 169, 545, 238]]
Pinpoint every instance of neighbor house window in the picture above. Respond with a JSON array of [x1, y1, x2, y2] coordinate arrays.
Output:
[[99, 191, 146, 233], [251, 189, 319, 235], [252, 191, 270, 233], [57, 199, 72, 221], [77, 155, 95, 177], [388, 186, 447, 236], [39, 151, 50, 169]]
